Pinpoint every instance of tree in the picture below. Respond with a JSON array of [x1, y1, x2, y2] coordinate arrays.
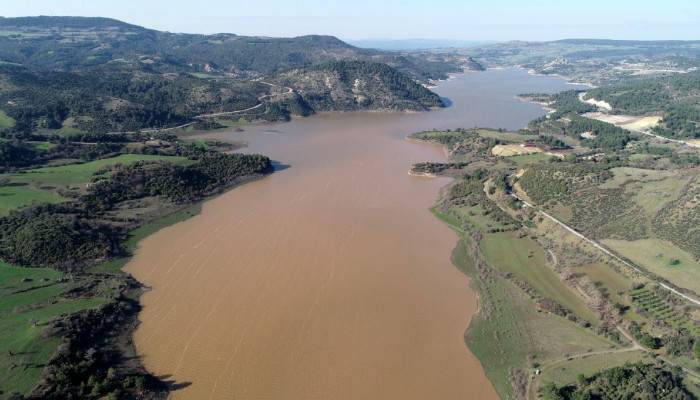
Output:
[[638, 334, 661, 350], [541, 383, 564, 400], [693, 339, 700, 359]]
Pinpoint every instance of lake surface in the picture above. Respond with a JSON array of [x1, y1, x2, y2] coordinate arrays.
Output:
[[124, 69, 579, 399]]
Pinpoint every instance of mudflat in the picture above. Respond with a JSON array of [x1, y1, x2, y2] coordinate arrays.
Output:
[[124, 70, 576, 399]]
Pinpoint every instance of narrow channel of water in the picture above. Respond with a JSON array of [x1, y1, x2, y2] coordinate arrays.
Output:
[[124, 69, 578, 399]]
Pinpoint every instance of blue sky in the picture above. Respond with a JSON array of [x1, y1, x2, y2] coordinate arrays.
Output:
[[2, 0, 698, 41]]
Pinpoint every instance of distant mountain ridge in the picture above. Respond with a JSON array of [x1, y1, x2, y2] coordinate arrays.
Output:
[[0, 16, 465, 134], [0, 16, 474, 81], [0, 15, 145, 30], [555, 38, 700, 46], [347, 38, 493, 51]]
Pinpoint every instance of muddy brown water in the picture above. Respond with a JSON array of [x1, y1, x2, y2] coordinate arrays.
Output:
[[124, 69, 579, 399]]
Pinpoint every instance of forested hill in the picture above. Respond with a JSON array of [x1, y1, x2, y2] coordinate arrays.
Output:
[[274, 61, 444, 112], [0, 63, 268, 135], [0, 16, 469, 134], [0, 60, 443, 135], [0, 16, 468, 80], [585, 70, 700, 138]]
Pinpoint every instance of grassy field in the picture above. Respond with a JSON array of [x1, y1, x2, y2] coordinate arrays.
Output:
[[628, 153, 654, 162], [436, 180, 700, 399], [0, 163, 205, 396], [92, 202, 203, 274], [434, 204, 615, 399], [5, 154, 190, 188], [633, 176, 689, 216], [538, 350, 651, 387], [620, 116, 662, 132], [491, 144, 543, 157], [0, 164, 202, 397], [599, 167, 688, 216], [604, 238, 700, 294], [412, 128, 537, 143], [35, 117, 85, 136], [599, 167, 676, 189], [476, 129, 538, 143], [29, 141, 57, 151], [0, 185, 66, 216], [578, 263, 634, 305], [482, 232, 600, 325], [535, 218, 648, 321], [0, 262, 110, 397], [189, 72, 219, 79], [581, 263, 631, 293], [508, 152, 552, 166], [450, 204, 513, 232], [0, 153, 192, 219], [458, 238, 614, 399], [0, 110, 15, 128]]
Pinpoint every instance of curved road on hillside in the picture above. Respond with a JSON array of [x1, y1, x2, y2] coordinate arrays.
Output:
[[140, 81, 294, 133]]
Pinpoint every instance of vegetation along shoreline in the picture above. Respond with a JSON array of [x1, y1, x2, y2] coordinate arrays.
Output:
[[410, 79, 700, 397], [2, 13, 700, 400]]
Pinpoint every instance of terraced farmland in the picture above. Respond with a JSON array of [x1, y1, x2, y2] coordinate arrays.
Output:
[[629, 288, 700, 335]]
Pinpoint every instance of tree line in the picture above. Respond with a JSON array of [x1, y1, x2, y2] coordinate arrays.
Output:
[[0, 152, 272, 270]]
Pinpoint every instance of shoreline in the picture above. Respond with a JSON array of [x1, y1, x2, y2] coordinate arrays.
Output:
[[118, 172, 272, 392], [403, 130, 502, 399], [523, 67, 596, 88], [118, 68, 571, 398], [34, 172, 274, 398], [405, 135, 453, 159], [514, 94, 556, 113], [420, 143, 498, 397], [426, 68, 480, 88], [407, 169, 439, 178], [124, 97, 499, 398]]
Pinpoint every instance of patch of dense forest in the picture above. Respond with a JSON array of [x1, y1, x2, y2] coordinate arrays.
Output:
[[518, 161, 616, 205], [0, 132, 195, 171], [0, 61, 447, 135], [0, 126, 270, 398], [0, 16, 465, 136], [31, 291, 169, 400], [445, 170, 519, 232], [275, 61, 444, 111], [586, 71, 700, 138], [410, 162, 469, 175], [410, 129, 503, 160], [549, 91, 597, 118], [84, 153, 272, 208], [541, 363, 694, 400], [0, 152, 272, 269], [0, 206, 121, 269], [0, 64, 265, 135], [568, 116, 633, 150], [523, 91, 633, 151]]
